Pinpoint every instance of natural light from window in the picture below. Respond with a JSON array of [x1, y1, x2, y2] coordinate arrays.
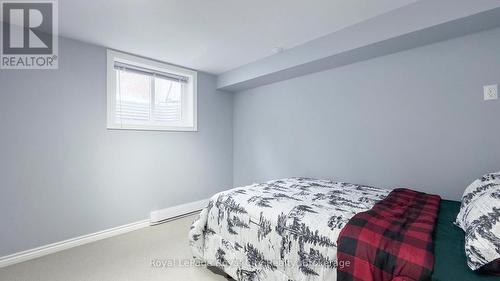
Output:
[[107, 50, 197, 131]]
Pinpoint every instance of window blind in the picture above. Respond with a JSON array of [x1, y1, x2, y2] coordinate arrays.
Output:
[[114, 61, 189, 83], [115, 67, 183, 125]]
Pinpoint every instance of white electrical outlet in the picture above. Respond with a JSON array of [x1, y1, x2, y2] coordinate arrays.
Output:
[[484, 84, 498, 101]]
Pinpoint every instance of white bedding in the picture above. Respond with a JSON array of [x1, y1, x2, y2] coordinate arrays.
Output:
[[189, 178, 389, 281], [456, 172, 500, 271]]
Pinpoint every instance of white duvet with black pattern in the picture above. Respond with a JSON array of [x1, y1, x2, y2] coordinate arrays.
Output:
[[456, 172, 500, 271], [189, 178, 389, 281]]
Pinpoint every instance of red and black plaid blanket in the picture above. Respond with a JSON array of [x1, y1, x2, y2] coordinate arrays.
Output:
[[337, 188, 441, 281]]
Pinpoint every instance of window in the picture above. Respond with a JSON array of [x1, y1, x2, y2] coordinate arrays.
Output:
[[107, 50, 197, 131]]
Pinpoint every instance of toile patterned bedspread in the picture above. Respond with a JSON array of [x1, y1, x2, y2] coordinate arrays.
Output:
[[189, 178, 389, 281]]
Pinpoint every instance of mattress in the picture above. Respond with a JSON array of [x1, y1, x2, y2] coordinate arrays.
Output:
[[189, 178, 389, 281], [432, 200, 498, 281]]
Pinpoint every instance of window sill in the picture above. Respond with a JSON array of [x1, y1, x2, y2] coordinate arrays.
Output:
[[107, 124, 197, 132]]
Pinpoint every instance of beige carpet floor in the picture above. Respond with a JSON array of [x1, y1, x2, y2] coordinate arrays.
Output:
[[0, 214, 227, 281]]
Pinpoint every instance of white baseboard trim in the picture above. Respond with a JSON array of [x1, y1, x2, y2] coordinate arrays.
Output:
[[0, 199, 209, 268], [150, 199, 208, 225], [0, 219, 150, 269]]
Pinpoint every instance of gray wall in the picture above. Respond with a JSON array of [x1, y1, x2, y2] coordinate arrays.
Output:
[[0, 38, 233, 256], [2, 26, 500, 258], [233, 27, 500, 200]]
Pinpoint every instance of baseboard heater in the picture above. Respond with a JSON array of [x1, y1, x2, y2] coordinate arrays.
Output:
[[149, 199, 208, 226]]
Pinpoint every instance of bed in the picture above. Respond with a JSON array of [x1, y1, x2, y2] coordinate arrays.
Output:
[[432, 200, 498, 281], [189, 178, 498, 281], [190, 178, 388, 280]]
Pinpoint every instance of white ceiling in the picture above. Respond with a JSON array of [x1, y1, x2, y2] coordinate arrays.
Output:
[[59, 0, 418, 74]]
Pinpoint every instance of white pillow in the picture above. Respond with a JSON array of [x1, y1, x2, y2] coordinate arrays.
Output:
[[456, 172, 500, 230], [455, 172, 500, 272]]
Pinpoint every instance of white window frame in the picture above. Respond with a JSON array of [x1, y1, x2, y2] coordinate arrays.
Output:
[[106, 49, 197, 131]]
